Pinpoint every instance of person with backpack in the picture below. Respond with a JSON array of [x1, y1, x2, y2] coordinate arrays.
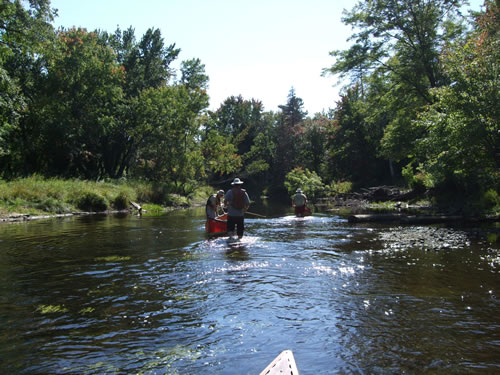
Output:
[[292, 188, 308, 216], [224, 178, 250, 238]]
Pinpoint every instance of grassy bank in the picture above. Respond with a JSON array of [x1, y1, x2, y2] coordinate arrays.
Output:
[[0, 176, 213, 218]]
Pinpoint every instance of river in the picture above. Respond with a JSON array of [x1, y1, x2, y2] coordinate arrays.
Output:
[[0, 203, 499, 374]]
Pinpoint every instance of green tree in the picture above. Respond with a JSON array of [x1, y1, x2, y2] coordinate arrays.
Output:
[[325, 0, 468, 173], [274, 87, 307, 184], [207, 95, 265, 154], [0, 0, 56, 176], [97, 27, 187, 179], [201, 129, 242, 177], [121, 27, 180, 97], [327, 0, 466, 98], [25, 28, 125, 178], [131, 81, 209, 193], [202, 95, 271, 184], [180, 58, 209, 91], [296, 114, 331, 175], [241, 111, 277, 182], [411, 0, 500, 201], [284, 167, 324, 201]]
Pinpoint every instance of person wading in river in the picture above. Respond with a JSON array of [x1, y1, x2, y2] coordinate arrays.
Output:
[[224, 178, 250, 238], [292, 188, 308, 216], [205, 190, 225, 219]]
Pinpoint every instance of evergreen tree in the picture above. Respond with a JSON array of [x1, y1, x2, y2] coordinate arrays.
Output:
[[274, 87, 307, 184]]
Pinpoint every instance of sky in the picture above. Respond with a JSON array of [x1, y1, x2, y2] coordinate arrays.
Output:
[[49, 0, 485, 115]]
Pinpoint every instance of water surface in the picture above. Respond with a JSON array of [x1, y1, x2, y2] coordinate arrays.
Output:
[[0, 206, 499, 374]]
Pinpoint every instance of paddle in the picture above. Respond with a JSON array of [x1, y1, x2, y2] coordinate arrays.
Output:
[[245, 211, 267, 218]]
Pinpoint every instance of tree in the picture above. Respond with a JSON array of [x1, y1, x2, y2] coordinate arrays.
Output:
[[274, 87, 308, 183], [411, 0, 500, 200], [202, 95, 269, 183], [131, 81, 209, 192], [98, 27, 189, 179], [180, 58, 209, 91], [0, 0, 56, 176], [124, 28, 179, 97], [26, 28, 125, 178], [241, 111, 277, 182], [201, 129, 242, 177], [326, 0, 466, 99], [105, 27, 180, 98], [296, 114, 332, 175], [325, 0, 468, 172], [284, 167, 324, 201]]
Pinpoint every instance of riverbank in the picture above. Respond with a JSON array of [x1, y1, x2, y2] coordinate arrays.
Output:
[[0, 176, 211, 223], [2, 178, 499, 224]]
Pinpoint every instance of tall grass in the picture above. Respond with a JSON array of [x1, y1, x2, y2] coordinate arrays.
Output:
[[0, 176, 214, 216], [0, 176, 136, 215]]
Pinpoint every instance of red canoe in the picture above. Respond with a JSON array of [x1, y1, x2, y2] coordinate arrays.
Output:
[[205, 214, 227, 236], [295, 206, 312, 217]]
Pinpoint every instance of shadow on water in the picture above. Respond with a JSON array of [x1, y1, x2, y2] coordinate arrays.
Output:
[[0, 203, 499, 374]]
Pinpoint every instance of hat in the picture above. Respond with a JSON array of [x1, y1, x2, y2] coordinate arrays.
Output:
[[231, 178, 244, 185], [217, 190, 224, 195], [296, 188, 302, 193]]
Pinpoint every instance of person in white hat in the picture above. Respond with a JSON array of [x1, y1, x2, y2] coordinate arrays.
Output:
[[224, 178, 250, 238], [206, 189, 225, 219], [292, 188, 308, 216]]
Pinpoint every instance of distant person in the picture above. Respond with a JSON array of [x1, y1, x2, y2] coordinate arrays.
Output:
[[224, 178, 250, 238], [206, 190, 225, 219], [292, 188, 308, 216]]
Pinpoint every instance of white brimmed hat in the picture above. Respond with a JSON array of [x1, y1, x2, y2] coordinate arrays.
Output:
[[231, 178, 244, 185], [296, 188, 302, 193], [217, 190, 224, 195]]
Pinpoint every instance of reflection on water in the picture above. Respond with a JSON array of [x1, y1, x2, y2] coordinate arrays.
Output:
[[0, 206, 499, 374]]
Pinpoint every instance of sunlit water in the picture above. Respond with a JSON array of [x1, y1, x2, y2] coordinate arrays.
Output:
[[0, 206, 499, 374]]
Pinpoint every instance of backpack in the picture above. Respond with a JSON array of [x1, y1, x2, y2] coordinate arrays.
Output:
[[231, 188, 246, 209]]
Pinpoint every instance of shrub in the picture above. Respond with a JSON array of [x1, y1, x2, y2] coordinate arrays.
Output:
[[480, 189, 500, 213], [402, 163, 430, 193], [166, 194, 189, 207], [76, 192, 108, 212], [113, 191, 131, 210], [331, 180, 352, 194], [285, 167, 325, 200]]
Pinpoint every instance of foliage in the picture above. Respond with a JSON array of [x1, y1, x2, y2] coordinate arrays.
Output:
[[0, 0, 56, 176], [130, 83, 208, 192], [34, 197, 71, 214], [480, 189, 500, 214], [75, 191, 109, 212], [201, 129, 242, 176], [113, 191, 132, 210], [284, 167, 325, 201], [0, 176, 139, 215], [0, 0, 496, 213], [326, 0, 465, 94], [325, 0, 468, 186], [166, 194, 190, 207], [330, 180, 353, 195], [401, 163, 432, 192], [412, 0, 500, 199], [296, 114, 331, 174], [29, 28, 125, 178], [324, 84, 389, 186], [274, 88, 308, 183], [141, 203, 164, 216]]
